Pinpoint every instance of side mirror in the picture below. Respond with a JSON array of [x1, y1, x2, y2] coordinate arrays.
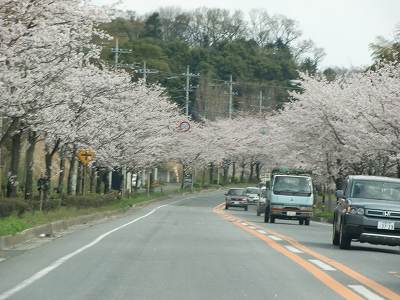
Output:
[[336, 190, 344, 199]]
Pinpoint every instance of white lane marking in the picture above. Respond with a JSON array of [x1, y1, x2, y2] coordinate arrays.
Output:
[[0, 258, 5, 263], [256, 229, 267, 234], [0, 203, 173, 300], [268, 235, 283, 241], [248, 226, 257, 229], [241, 222, 248, 226], [348, 285, 385, 300], [284, 246, 303, 253], [308, 259, 336, 271]]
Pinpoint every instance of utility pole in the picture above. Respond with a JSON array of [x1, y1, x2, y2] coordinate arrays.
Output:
[[225, 75, 237, 119], [259, 90, 263, 114], [114, 38, 119, 65], [111, 38, 132, 67], [185, 65, 190, 116], [183, 65, 200, 117], [135, 61, 159, 84], [229, 75, 233, 118]]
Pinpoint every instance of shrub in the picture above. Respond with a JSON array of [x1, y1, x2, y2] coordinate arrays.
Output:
[[0, 199, 29, 217], [62, 192, 120, 208]]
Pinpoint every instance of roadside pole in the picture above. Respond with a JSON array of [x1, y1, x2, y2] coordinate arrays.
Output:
[[0, 115, 3, 199], [183, 66, 200, 117], [191, 167, 195, 192], [225, 75, 237, 119], [259, 90, 263, 114]]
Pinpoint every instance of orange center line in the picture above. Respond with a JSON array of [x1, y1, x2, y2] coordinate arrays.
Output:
[[214, 204, 361, 299], [215, 203, 400, 300]]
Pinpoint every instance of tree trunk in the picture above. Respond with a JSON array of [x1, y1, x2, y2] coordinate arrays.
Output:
[[102, 171, 110, 194], [7, 131, 22, 197], [397, 159, 400, 178], [57, 145, 66, 195], [240, 162, 246, 183], [95, 169, 102, 194], [180, 164, 185, 190], [76, 162, 83, 195], [149, 170, 154, 193], [249, 162, 255, 182], [255, 162, 261, 182], [43, 139, 61, 204], [209, 163, 214, 184], [43, 152, 52, 204], [201, 168, 206, 187], [231, 162, 236, 183], [89, 167, 96, 193], [222, 163, 229, 185], [67, 145, 78, 195], [24, 131, 37, 201]]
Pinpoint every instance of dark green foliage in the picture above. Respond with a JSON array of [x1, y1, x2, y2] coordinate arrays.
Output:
[[100, 9, 322, 116]]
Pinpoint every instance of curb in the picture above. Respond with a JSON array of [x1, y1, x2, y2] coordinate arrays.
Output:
[[0, 209, 122, 250]]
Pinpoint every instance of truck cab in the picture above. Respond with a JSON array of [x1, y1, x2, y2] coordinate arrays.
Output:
[[264, 168, 314, 225]]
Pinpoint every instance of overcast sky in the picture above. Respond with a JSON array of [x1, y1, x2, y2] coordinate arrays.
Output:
[[92, 0, 400, 68]]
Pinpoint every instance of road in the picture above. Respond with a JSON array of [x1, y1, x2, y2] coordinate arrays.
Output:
[[0, 191, 399, 300]]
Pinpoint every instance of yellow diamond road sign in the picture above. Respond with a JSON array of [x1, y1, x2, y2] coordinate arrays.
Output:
[[77, 149, 95, 166]]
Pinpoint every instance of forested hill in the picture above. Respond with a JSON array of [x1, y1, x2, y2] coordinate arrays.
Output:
[[100, 7, 325, 119]]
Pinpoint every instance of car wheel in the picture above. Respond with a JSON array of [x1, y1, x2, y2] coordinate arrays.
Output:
[[264, 206, 270, 223], [244, 206, 248, 211], [270, 217, 275, 223], [332, 220, 340, 246], [339, 221, 351, 249], [305, 219, 310, 226], [299, 219, 304, 225]]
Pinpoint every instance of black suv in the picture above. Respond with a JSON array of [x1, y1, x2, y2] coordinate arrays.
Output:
[[333, 175, 400, 249]]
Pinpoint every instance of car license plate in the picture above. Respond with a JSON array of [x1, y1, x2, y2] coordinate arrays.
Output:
[[287, 211, 296, 216], [377, 221, 395, 230]]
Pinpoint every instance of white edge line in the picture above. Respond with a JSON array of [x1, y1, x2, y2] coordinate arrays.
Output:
[[284, 245, 303, 253], [0, 200, 179, 300], [256, 230, 267, 234], [348, 285, 385, 300], [308, 259, 336, 271]]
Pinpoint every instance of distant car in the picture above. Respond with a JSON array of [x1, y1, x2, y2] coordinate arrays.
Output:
[[257, 187, 268, 216], [225, 188, 248, 211], [245, 187, 260, 205], [333, 175, 400, 249]]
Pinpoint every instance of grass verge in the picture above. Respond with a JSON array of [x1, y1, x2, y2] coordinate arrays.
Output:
[[0, 190, 180, 237]]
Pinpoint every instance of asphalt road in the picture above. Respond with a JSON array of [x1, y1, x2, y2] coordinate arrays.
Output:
[[0, 191, 399, 300]]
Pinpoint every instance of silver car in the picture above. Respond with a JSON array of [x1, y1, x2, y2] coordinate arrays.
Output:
[[245, 187, 260, 205]]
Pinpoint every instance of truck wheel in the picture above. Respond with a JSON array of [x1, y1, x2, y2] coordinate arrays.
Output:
[[305, 219, 310, 226], [244, 206, 248, 211], [332, 220, 340, 246], [264, 207, 270, 223], [339, 222, 351, 249], [299, 219, 304, 225]]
